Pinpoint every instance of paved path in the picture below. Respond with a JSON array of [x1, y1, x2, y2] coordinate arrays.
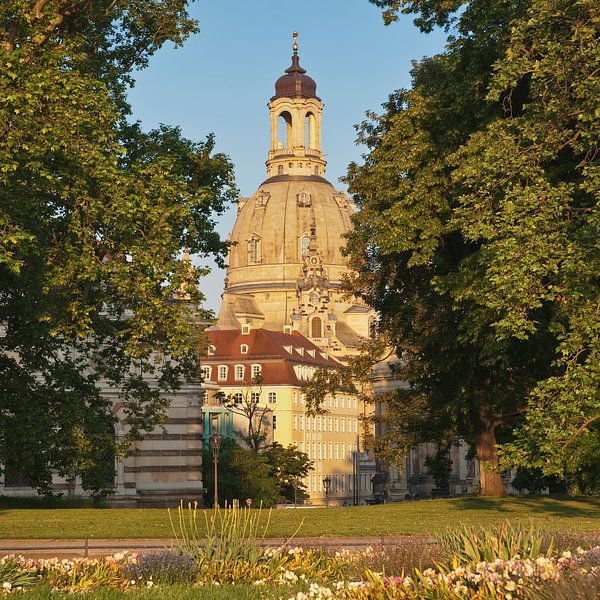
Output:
[[0, 535, 433, 558]]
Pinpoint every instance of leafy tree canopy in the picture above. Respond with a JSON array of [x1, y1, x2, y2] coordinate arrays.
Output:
[[0, 0, 236, 494], [347, 0, 598, 494], [203, 439, 313, 507]]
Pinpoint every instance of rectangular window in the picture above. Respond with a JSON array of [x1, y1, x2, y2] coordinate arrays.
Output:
[[251, 391, 260, 404], [201, 366, 211, 381], [251, 364, 262, 379], [334, 443, 339, 460], [234, 365, 244, 380], [340, 397, 345, 409], [317, 416, 322, 432], [341, 418, 345, 433], [300, 415, 304, 431], [293, 415, 298, 430], [334, 397, 339, 409], [328, 416, 332, 432], [218, 365, 228, 381], [334, 417, 338, 433], [293, 392, 297, 404], [268, 392, 277, 404], [328, 442, 333, 460], [272, 415, 277, 430], [318, 443, 322, 460]]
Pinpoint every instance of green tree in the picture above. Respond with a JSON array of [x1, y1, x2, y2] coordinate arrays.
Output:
[[346, 0, 598, 494], [264, 442, 313, 504], [202, 438, 280, 507], [0, 1, 236, 494]]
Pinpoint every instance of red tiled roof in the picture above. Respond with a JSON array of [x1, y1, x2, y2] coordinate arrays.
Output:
[[201, 328, 339, 386]]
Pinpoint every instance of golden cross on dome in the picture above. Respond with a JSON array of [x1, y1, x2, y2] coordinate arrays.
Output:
[[292, 31, 299, 55]]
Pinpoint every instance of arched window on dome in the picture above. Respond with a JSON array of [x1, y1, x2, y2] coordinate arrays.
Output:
[[311, 316, 323, 338], [300, 234, 310, 257], [278, 165, 284, 175], [248, 236, 261, 264], [278, 111, 292, 151]]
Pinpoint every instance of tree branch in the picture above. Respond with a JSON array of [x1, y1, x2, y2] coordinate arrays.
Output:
[[562, 414, 600, 448], [31, 0, 53, 19]]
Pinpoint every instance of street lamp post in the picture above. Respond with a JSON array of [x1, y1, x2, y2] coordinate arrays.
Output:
[[210, 433, 222, 508], [323, 475, 332, 508]]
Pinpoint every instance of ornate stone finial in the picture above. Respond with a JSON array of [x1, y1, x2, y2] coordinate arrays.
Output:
[[292, 31, 299, 56]]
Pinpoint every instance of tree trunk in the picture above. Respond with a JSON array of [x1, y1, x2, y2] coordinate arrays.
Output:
[[474, 423, 504, 497]]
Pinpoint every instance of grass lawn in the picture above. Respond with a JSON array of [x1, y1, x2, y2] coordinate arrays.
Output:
[[12, 585, 286, 599], [0, 496, 598, 539]]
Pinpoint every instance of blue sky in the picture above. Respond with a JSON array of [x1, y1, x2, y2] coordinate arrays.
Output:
[[127, 0, 448, 312]]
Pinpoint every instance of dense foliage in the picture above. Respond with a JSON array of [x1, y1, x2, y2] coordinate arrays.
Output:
[[202, 438, 312, 506], [345, 0, 599, 493], [0, 0, 236, 494]]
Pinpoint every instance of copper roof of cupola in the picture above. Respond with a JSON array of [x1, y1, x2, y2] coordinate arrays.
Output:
[[273, 32, 318, 100]]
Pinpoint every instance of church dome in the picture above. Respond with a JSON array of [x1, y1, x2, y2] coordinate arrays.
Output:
[[274, 55, 318, 99], [226, 176, 353, 295]]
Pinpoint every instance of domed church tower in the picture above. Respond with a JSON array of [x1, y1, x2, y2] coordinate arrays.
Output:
[[216, 34, 374, 361]]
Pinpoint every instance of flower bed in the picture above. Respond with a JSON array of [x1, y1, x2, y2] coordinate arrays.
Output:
[[1, 506, 598, 598], [0, 545, 598, 598]]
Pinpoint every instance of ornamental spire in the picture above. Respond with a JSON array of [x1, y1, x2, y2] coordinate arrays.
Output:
[[292, 31, 299, 56]]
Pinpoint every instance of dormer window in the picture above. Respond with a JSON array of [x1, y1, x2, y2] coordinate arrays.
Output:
[[307, 349, 315, 358], [320, 351, 328, 360], [240, 344, 249, 354], [283, 345, 293, 354], [295, 347, 304, 356], [208, 345, 216, 356], [241, 324, 250, 335], [251, 364, 262, 380]]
